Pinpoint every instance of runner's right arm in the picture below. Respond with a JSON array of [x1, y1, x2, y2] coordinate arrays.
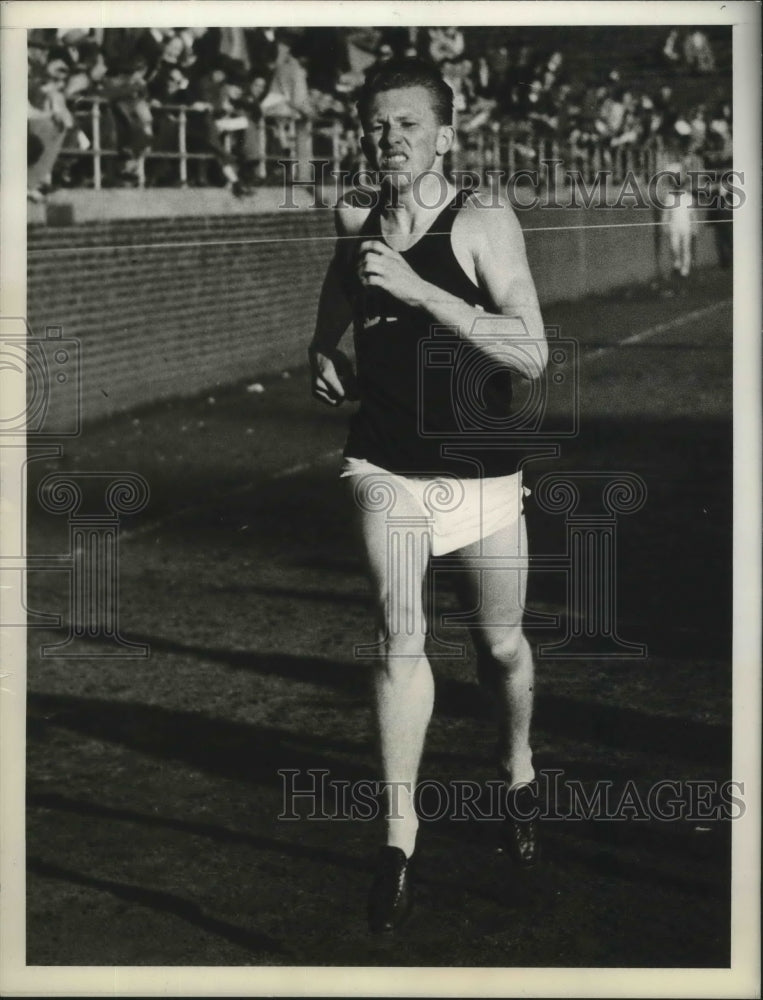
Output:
[[308, 201, 365, 406]]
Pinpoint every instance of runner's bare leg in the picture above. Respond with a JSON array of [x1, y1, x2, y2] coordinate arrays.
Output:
[[348, 475, 434, 858], [455, 516, 535, 789]]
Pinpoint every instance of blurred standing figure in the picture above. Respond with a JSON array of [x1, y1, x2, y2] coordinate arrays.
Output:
[[663, 163, 696, 278], [263, 30, 313, 179], [267, 30, 311, 117]]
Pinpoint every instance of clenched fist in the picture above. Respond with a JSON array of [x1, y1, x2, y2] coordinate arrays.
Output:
[[308, 346, 359, 406], [357, 240, 432, 309]]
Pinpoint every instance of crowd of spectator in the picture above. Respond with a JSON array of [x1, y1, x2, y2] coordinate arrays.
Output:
[[27, 26, 733, 200], [428, 28, 732, 174], [28, 27, 313, 197]]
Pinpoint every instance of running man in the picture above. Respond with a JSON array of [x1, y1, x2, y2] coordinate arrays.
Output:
[[308, 58, 547, 933]]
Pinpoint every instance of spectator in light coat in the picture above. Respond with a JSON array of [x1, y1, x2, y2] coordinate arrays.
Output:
[[28, 57, 74, 199]]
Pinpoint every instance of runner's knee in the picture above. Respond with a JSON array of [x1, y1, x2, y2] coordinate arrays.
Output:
[[484, 629, 529, 672], [378, 629, 428, 660], [375, 598, 427, 659]]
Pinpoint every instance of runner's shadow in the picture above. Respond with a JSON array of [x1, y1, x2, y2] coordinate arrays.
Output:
[[432, 678, 730, 765], [27, 856, 286, 959], [27, 791, 520, 919], [27, 689, 375, 788], [27, 791, 372, 874], [46, 634, 729, 766], [96, 637, 373, 695]]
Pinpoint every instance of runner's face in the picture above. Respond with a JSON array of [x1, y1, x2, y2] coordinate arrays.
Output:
[[361, 86, 451, 187]]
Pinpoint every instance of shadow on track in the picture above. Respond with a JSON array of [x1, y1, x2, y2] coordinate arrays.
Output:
[[27, 856, 286, 959]]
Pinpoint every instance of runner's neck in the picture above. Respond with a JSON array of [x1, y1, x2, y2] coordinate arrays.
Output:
[[378, 179, 458, 243]]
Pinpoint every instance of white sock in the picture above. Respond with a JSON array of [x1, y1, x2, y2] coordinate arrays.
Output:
[[500, 749, 535, 791], [385, 782, 418, 858]]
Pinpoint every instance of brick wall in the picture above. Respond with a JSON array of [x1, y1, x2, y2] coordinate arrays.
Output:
[[27, 203, 720, 427], [28, 211, 335, 426]]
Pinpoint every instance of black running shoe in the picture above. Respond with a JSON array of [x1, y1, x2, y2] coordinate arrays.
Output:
[[367, 846, 414, 933], [502, 780, 541, 868]]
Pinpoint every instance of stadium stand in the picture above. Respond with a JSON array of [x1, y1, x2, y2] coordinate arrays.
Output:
[[28, 25, 732, 199]]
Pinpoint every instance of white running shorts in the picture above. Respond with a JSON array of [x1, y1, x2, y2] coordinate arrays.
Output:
[[340, 457, 529, 556]]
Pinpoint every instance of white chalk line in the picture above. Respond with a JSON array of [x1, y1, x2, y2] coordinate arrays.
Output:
[[28, 216, 731, 257], [583, 298, 732, 361], [118, 296, 731, 544]]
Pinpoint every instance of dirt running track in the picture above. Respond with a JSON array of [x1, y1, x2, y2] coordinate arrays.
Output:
[[25, 268, 733, 968]]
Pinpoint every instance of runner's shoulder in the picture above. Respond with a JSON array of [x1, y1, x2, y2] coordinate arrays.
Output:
[[456, 190, 526, 252]]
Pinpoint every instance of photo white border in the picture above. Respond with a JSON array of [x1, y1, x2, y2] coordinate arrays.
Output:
[[1, 2, 760, 996]]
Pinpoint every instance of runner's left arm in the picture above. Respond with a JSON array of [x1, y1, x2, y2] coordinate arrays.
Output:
[[358, 202, 546, 380]]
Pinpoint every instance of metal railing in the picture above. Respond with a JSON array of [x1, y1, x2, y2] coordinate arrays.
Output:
[[57, 95, 663, 191], [450, 127, 664, 184], [57, 96, 351, 189]]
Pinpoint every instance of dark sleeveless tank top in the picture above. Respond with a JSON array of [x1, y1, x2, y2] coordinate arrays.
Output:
[[342, 188, 523, 478]]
